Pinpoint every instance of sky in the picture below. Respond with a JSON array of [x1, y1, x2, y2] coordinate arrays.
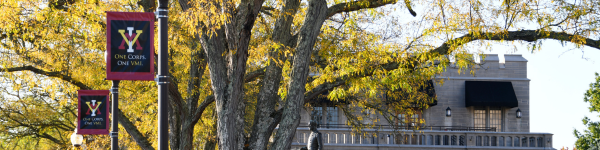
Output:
[[484, 41, 600, 149]]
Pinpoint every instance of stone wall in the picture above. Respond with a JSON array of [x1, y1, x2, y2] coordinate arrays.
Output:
[[426, 54, 529, 132]]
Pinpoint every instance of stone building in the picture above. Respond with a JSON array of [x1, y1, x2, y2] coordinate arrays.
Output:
[[286, 54, 555, 150]]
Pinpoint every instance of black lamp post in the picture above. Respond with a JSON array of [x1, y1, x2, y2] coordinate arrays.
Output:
[[516, 108, 522, 118], [446, 107, 451, 117], [156, 0, 170, 149]]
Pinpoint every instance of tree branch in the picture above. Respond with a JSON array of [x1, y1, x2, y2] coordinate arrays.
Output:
[[191, 68, 264, 123], [303, 78, 346, 104], [303, 29, 600, 106], [404, 0, 416, 16], [39, 133, 65, 146], [272, 0, 329, 148], [192, 95, 214, 123], [431, 30, 600, 55], [259, 6, 276, 16], [117, 108, 155, 150], [245, 68, 266, 83], [0, 66, 91, 90], [169, 80, 185, 116], [0, 110, 67, 146], [187, 48, 207, 123], [0, 65, 157, 149], [137, 0, 157, 12], [48, 0, 77, 11], [327, 0, 398, 18]]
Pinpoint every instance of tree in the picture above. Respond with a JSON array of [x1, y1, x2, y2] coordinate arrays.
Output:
[[2, 0, 600, 150], [574, 72, 600, 150], [561, 146, 578, 150]]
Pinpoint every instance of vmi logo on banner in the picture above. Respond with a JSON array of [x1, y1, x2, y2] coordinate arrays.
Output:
[[106, 12, 155, 80], [77, 90, 110, 134]]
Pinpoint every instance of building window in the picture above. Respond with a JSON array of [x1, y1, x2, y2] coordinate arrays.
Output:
[[326, 107, 338, 127], [411, 113, 420, 126], [398, 114, 406, 126], [473, 106, 503, 132], [490, 109, 502, 132], [311, 106, 338, 128], [474, 109, 486, 128], [396, 110, 422, 129], [311, 107, 323, 125]]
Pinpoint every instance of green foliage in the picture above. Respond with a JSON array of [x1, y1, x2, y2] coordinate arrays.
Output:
[[575, 73, 600, 150], [574, 117, 600, 150]]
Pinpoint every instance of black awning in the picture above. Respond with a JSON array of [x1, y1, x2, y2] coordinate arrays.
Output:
[[465, 81, 518, 107]]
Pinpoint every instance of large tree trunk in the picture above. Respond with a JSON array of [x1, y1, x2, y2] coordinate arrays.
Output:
[[168, 1, 212, 149], [169, 100, 181, 150], [248, 0, 300, 149], [200, 0, 265, 149], [199, 27, 235, 150], [271, 0, 329, 149], [178, 120, 195, 149]]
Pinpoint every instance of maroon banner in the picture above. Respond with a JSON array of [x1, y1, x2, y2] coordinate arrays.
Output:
[[106, 12, 155, 80], [77, 90, 110, 135]]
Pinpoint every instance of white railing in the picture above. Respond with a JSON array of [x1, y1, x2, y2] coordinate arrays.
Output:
[[289, 128, 554, 149]]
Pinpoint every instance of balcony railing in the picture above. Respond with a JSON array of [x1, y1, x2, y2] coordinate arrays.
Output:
[[287, 127, 554, 150], [298, 124, 497, 132]]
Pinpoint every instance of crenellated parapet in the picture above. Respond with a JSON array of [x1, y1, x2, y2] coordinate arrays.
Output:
[[442, 54, 528, 79]]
